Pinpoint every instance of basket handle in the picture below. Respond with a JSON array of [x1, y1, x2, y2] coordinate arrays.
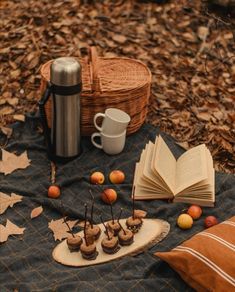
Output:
[[89, 46, 100, 92]]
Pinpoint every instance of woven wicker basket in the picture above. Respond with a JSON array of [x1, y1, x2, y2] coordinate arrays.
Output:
[[39, 47, 151, 136]]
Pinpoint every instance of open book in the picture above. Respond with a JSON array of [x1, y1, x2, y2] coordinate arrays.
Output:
[[133, 135, 215, 207]]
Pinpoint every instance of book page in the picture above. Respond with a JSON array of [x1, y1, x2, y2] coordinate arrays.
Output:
[[136, 146, 165, 192], [133, 163, 171, 199], [175, 144, 208, 195], [153, 135, 176, 193], [178, 149, 214, 197], [142, 142, 171, 193]]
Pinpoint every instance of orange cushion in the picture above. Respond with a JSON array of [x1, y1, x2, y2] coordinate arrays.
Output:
[[155, 216, 235, 292]]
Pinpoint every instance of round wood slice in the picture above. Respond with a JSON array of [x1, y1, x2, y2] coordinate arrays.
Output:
[[52, 218, 170, 267]]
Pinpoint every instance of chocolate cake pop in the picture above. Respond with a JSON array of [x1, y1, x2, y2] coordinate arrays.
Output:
[[80, 241, 97, 260], [106, 202, 121, 236], [118, 221, 134, 246], [126, 188, 143, 233], [80, 204, 98, 260], [100, 216, 120, 254], [107, 220, 121, 236], [62, 213, 82, 252], [67, 235, 82, 252], [126, 217, 142, 233]]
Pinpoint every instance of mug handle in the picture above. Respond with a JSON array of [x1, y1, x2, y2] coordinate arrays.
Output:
[[94, 113, 105, 132], [91, 133, 103, 149]]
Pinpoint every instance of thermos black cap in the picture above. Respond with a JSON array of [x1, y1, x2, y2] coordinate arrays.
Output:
[[50, 57, 81, 87]]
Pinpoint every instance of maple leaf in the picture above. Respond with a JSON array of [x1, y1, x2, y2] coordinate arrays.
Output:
[[0, 149, 31, 175], [48, 218, 78, 241], [0, 219, 25, 243], [30, 206, 43, 219], [0, 192, 23, 215]]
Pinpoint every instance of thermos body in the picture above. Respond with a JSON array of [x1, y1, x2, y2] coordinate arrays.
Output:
[[51, 92, 81, 158], [39, 57, 82, 162]]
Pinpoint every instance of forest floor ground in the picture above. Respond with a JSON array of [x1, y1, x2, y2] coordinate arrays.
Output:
[[0, 0, 234, 173]]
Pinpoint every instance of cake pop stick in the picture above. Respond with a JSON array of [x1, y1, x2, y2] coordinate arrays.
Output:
[[100, 215, 111, 240], [89, 189, 94, 229], [117, 208, 123, 223], [84, 203, 88, 246], [118, 220, 126, 235], [60, 201, 75, 238], [132, 186, 136, 219]]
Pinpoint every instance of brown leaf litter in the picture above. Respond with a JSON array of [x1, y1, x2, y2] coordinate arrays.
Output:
[[0, 0, 234, 173]]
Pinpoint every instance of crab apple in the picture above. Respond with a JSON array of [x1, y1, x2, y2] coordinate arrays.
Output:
[[109, 170, 125, 184], [48, 185, 61, 199], [204, 216, 218, 228], [90, 171, 105, 185], [187, 205, 202, 220], [177, 214, 193, 230], [101, 188, 117, 204]]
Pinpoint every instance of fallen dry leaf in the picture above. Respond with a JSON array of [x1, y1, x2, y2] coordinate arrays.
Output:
[[112, 34, 127, 44], [0, 149, 31, 175], [0, 127, 13, 139], [7, 97, 19, 106], [0, 219, 25, 243], [13, 114, 25, 122], [196, 112, 211, 122], [197, 26, 209, 41], [0, 192, 23, 215], [0, 225, 9, 242], [48, 218, 78, 241], [0, 0, 234, 175], [30, 206, 43, 219], [0, 106, 14, 116]]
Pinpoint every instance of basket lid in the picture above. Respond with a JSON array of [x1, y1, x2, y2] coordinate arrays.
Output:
[[40, 47, 151, 94]]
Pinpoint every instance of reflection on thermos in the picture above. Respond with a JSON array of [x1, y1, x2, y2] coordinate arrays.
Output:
[[39, 57, 82, 162]]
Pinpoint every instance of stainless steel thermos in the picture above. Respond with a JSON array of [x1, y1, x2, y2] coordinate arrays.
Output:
[[39, 57, 82, 162]]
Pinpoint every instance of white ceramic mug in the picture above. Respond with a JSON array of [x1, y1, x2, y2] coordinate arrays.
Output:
[[91, 130, 126, 155], [93, 108, 130, 135]]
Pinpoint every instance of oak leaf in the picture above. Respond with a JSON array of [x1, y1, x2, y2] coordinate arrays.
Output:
[[0, 219, 25, 243], [30, 206, 43, 219], [48, 218, 78, 241], [0, 149, 31, 175], [0, 192, 23, 215]]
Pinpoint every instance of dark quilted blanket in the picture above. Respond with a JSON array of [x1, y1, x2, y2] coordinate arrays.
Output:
[[0, 116, 234, 292]]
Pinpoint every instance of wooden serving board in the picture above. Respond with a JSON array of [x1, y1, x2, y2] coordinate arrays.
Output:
[[52, 218, 170, 267]]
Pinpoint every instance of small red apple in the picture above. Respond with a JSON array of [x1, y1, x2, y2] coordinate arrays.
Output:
[[90, 171, 105, 185], [204, 216, 218, 228], [109, 170, 125, 184], [187, 205, 202, 220], [48, 185, 61, 199], [101, 188, 117, 204]]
